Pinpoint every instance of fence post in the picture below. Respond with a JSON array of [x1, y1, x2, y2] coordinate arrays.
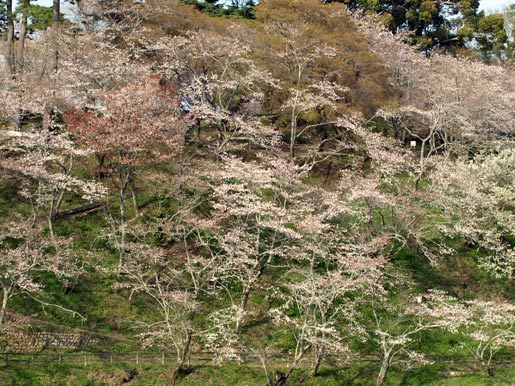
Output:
[[161, 352, 165, 365], [31, 355, 35, 365], [136, 352, 139, 365], [110, 353, 113, 365], [84, 354, 87, 367]]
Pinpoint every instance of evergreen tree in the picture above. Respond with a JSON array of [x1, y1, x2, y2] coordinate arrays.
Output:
[[326, 0, 509, 59], [326, 0, 462, 49], [14, 2, 62, 32], [181, 0, 256, 19], [475, 13, 509, 61]]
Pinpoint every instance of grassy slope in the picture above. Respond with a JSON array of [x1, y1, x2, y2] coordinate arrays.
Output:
[[2, 362, 515, 386], [1, 3, 514, 386]]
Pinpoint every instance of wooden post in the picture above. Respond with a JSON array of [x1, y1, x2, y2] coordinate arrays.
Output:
[[136, 352, 139, 365], [161, 352, 165, 365], [84, 354, 87, 366], [31, 355, 35, 365]]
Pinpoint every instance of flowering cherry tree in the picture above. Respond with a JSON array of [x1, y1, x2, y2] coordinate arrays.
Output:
[[370, 289, 473, 386], [116, 212, 234, 386], [0, 221, 85, 329], [65, 76, 186, 273], [270, 234, 388, 384], [432, 149, 515, 278], [117, 241, 198, 386], [357, 12, 515, 188], [457, 300, 515, 377], [194, 148, 397, 384], [195, 156, 309, 332], [0, 130, 106, 238], [152, 30, 280, 155], [283, 81, 348, 160]]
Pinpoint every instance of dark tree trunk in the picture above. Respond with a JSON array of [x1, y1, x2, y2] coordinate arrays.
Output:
[[171, 332, 192, 386], [310, 347, 322, 377], [236, 285, 251, 333], [479, 358, 495, 377], [267, 346, 308, 386], [6, 0, 15, 73], [53, 0, 60, 71], [16, 1, 29, 72], [53, 0, 60, 24]]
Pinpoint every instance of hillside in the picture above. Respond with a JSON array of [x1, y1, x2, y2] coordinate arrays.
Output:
[[0, 1, 514, 385]]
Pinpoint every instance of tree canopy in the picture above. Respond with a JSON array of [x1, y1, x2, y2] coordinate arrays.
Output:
[[14, 2, 64, 32], [327, 0, 513, 59]]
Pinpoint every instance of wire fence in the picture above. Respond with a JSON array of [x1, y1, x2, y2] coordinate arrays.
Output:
[[1, 351, 515, 368]]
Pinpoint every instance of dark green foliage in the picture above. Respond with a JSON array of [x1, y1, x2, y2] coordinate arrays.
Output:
[[181, 0, 256, 19], [476, 13, 509, 60], [14, 2, 64, 32], [327, 0, 463, 47], [326, 0, 510, 59]]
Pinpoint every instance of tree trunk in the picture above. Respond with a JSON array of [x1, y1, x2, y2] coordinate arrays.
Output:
[[53, 0, 60, 24], [272, 358, 299, 386], [269, 346, 308, 386], [48, 213, 55, 239], [290, 110, 297, 161], [376, 352, 392, 386], [48, 191, 56, 239], [479, 358, 495, 377], [52, 0, 60, 71], [236, 285, 251, 333], [0, 285, 11, 328], [46, 188, 65, 239], [171, 331, 192, 386], [117, 183, 128, 275], [16, 1, 29, 72], [6, 0, 15, 73], [310, 347, 322, 377], [52, 189, 66, 220], [128, 173, 139, 215], [237, 267, 265, 332], [415, 138, 427, 191]]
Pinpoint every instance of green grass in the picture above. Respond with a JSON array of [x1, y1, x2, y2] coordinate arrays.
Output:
[[2, 143, 514, 386], [425, 366, 515, 386], [2, 362, 515, 386]]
